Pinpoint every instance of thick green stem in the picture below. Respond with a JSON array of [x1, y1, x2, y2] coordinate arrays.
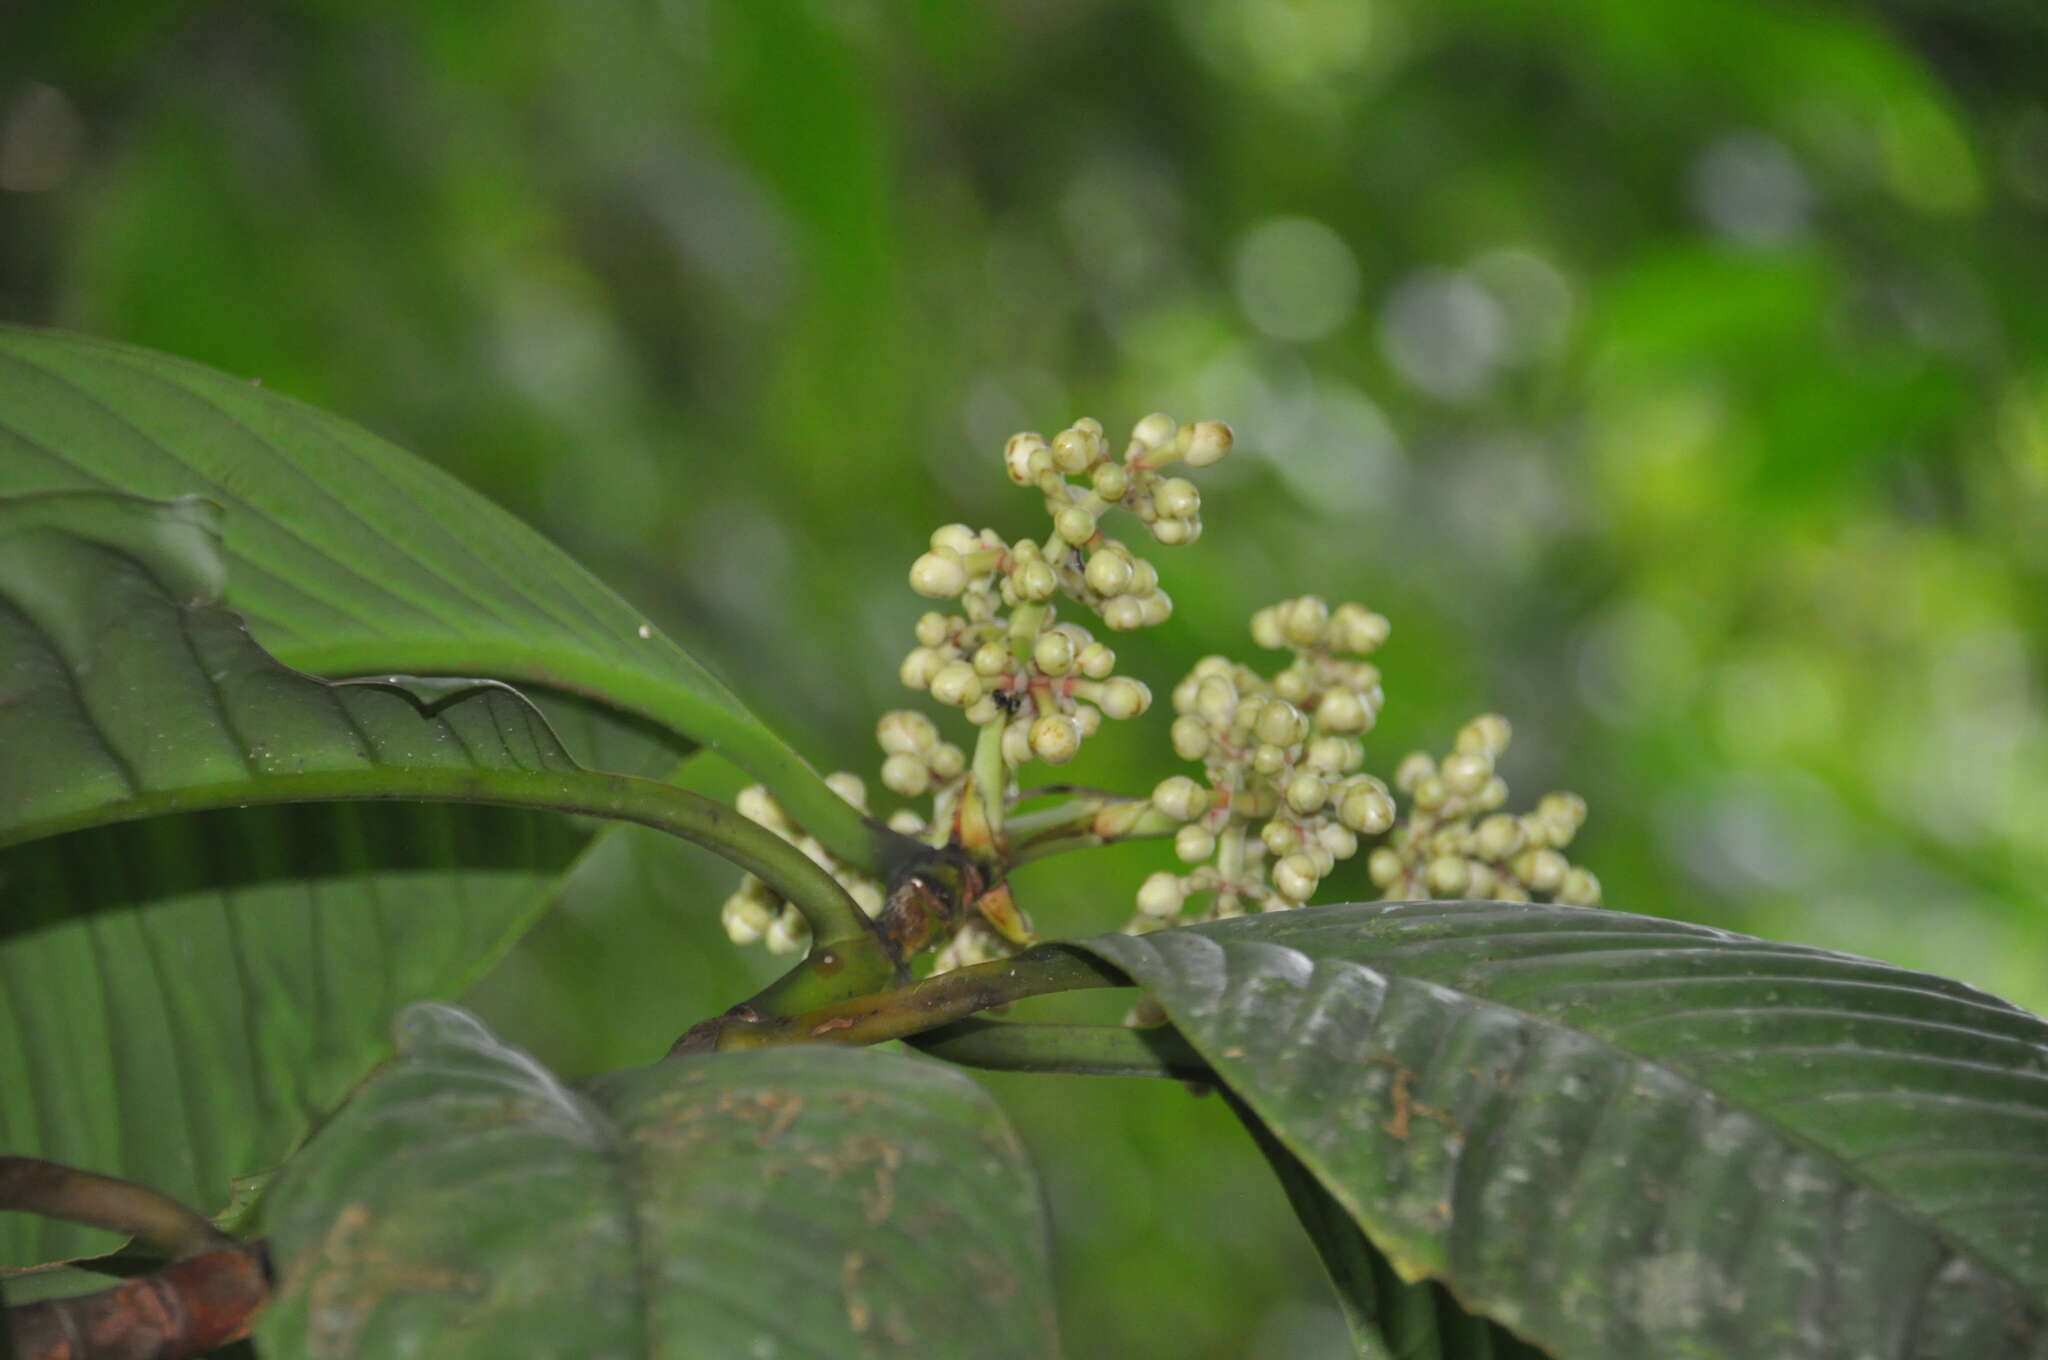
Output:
[[1004, 794, 1180, 864], [672, 943, 1124, 1054], [908, 1018, 1210, 1080], [5, 765, 900, 1004]]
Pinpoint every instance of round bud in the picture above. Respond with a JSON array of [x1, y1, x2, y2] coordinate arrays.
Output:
[[1475, 813, 1524, 862], [1252, 742, 1289, 776], [1013, 559, 1059, 603], [1316, 689, 1370, 734], [765, 905, 810, 956], [1425, 855, 1471, 896], [1084, 548, 1134, 596], [1100, 676, 1152, 719], [1557, 867, 1602, 907], [881, 751, 931, 798], [1184, 420, 1233, 467], [1127, 558, 1160, 595], [930, 523, 980, 556], [1001, 719, 1034, 767], [887, 808, 927, 835], [1285, 772, 1329, 815], [915, 612, 951, 648], [1029, 712, 1081, 764], [1051, 428, 1094, 475], [1273, 669, 1310, 703], [1394, 752, 1436, 793], [722, 889, 774, 945], [1412, 775, 1448, 812], [1194, 675, 1238, 724], [930, 660, 982, 707], [1078, 642, 1117, 679], [736, 785, 786, 832], [849, 880, 885, 919], [1538, 791, 1589, 836], [1150, 516, 1193, 546], [1256, 700, 1308, 748], [1475, 776, 1508, 812], [1467, 864, 1500, 899], [1138, 591, 1172, 626], [929, 742, 965, 778], [1250, 607, 1285, 650], [1317, 823, 1359, 860], [1092, 461, 1129, 501], [967, 642, 1006, 678], [1456, 713, 1512, 758], [1275, 853, 1319, 902], [1171, 715, 1211, 761], [1155, 477, 1200, 520], [878, 709, 938, 756], [1441, 751, 1493, 796], [1073, 703, 1103, 737], [1338, 784, 1396, 834], [1307, 736, 1362, 774], [1261, 818, 1302, 856], [1136, 870, 1186, 919], [1131, 412, 1178, 452], [1152, 775, 1210, 822], [1033, 629, 1075, 676], [964, 695, 1000, 726], [1102, 595, 1145, 631], [1005, 432, 1049, 483], [1054, 503, 1098, 545], [825, 771, 867, 810], [910, 550, 967, 598], [1367, 846, 1404, 888], [1512, 847, 1568, 893], [1175, 823, 1216, 862], [1283, 595, 1331, 647]]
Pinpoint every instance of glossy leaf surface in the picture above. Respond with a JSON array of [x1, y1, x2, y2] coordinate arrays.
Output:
[[259, 1004, 1059, 1359], [1078, 901, 2048, 1359]]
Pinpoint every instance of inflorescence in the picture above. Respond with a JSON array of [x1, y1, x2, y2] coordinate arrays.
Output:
[[722, 412, 1597, 972]]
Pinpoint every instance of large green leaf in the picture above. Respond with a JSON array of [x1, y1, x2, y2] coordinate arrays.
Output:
[[258, 1004, 1060, 1359], [1076, 902, 2048, 1359], [0, 327, 885, 868]]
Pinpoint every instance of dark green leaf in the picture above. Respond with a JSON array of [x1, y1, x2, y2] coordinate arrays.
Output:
[[1076, 902, 2048, 1359], [0, 328, 883, 867], [258, 1004, 1060, 1359]]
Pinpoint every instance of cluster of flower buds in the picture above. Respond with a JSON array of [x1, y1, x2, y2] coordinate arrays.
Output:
[[896, 414, 1230, 777], [720, 775, 886, 955], [1132, 595, 1399, 924], [1366, 714, 1601, 905]]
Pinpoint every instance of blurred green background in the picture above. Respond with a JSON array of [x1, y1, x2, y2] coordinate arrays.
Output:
[[5, 1, 2047, 1354]]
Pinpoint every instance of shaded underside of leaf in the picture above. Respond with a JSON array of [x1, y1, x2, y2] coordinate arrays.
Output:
[[258, 1004, 1060, 1360], [1078, 901, 2048, 1359], [0, 327, 881, 865]]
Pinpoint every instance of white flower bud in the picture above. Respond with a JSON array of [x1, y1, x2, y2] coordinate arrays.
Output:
[[1475, 776, 1508, 812], [825, 771, 867, 810], [910, 550, 967, 598], [915, 612, 951, 647], [1034, 629, 1075, 676], [1078, 642, 1116, 679], [1100, 676, 1152, 719], [1441, 751, 1493, 796], [1131, 412, 1177, 452], [850, 880, 885, 918], [722, 888, 774, 945], [1073, 703, 1102, 737], [973, 641, 1011, 677], [1152, 775, 1210, 822], [1306, 736, 1362, 774], [1457, 713, 1512, 758], [1138, 591, 1172, 626], [1175, 823, 1216, 862], [1368, 847, 1404, 888], [881, 751, 931, 797], [899, 646, 943, 690], [1014, 558, 1059, 602], [1513, 847, 1568, 893], [930, 660, 982, 706], [1256, 700, 1308, 748], [1316, 689, 1370, 733], [1128, 558, 1160, 596], [1103, 595, 1145, 631], [1001, 719, 1034, 766], [1136, 870, 1186, 919], [1283, 769, 1329, 815], [1283, 595, 1330, 646], [736, 785, 786, 832], [1475, 814, 1523, 861], [929, 743, 965, 778], [1171, 715, 1211, 760], [887, 808, 927, 834], [1084, 548, 1134, 596], [1394, 752, 1436, 792], [1184, 420, 1233, 467], [1054, 503, 1098, 545], [1194, 675, 1238, 724], [1426, 855, 1471, 896], [1029, 712, 1081, 764], [1051, 427, 1095, 474], [930, 523, 980, 556], [1317, 823, 1359, 860], [1250, 607, 1285, 650], [1330, 603, 1391, 654], [1261, 818, 1302, 856], [964, 694, 1001, 725], [1337, 784, 1395, 834], [765, 905, 810, 955], [1538, 791, 1588, 836], [1093, 462, 1129, 501], [1150, 516, 1194, 546], [1275, 853, 1319, 902], [1413, 775, 1448, 812], [877, 709, 938, 756], [1558, 867, 1602, 906], [1155, 477, 1200, 519], [1251, 742, 1287, 777], [1005, 432, 1049, 484]]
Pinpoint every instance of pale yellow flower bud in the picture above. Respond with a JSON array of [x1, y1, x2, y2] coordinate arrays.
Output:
[[1029, 712, 1081, 764], [1183, 420, 1233, 468], [1171, 715, 1211, 760], [1155, 477, 1200, 519], [1084, 548, 1134, 596], [1275, 853, 1319, 902], [1285, 772, 1329, 815], [1078, 641, 1117, 679], [881, 751, 931, 798], [1426, 855, 1471, 896], [910, 550, 967, 598], [1137, 870, 1186, 918], [1100, 676, 1152, 719], [1014, 558, 1059, 603], [1103, 595, 1145, 631], [930, 523, 980, 556], [1283, 595, 1330, 646], [1034, 629, 1075, 676], [1338, 784, 1395, 834], [825, 771, 867, 810], [1175, 823, 1216, 862], [930, 660, 982, 706], [1152, 775, 1210, 821], [929, 742, 965, 778], [1131, 412, 1177, 451]]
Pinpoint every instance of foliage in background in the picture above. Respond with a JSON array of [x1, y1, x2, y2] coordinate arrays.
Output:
[[5, 2, 2047, 1355]]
